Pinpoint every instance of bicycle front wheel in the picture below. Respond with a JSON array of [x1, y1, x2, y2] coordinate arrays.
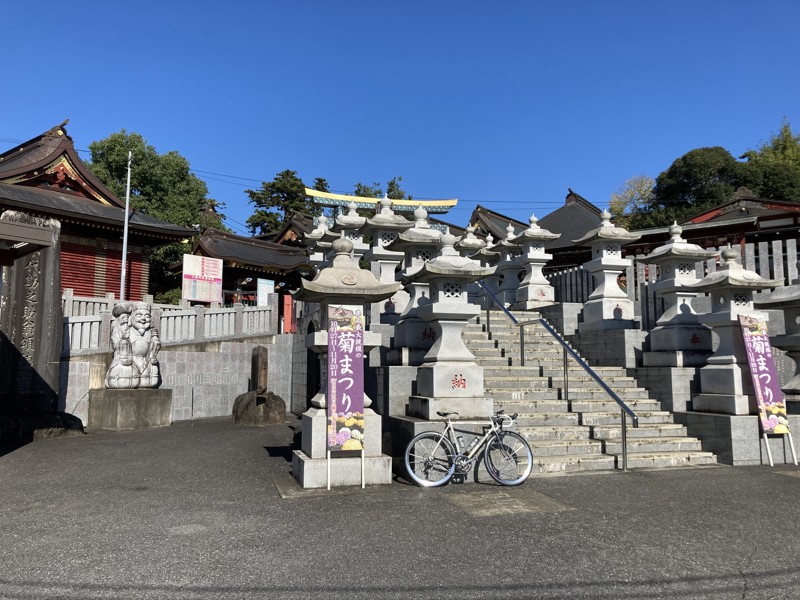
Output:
[[484, 431, 533, 486], [404, 432, 456, 487]]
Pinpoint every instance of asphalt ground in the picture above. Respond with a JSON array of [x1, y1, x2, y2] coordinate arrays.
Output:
[[1, 417, 800, 600]]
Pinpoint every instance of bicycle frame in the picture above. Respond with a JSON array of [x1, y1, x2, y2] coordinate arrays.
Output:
[[442, 413, 514, 468]]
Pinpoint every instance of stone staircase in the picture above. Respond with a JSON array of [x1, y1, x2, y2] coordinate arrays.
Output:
[[464, 311, 716, 474]]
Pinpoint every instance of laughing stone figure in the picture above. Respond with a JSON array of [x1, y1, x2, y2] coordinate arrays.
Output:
[[105, 302, 161, 389]]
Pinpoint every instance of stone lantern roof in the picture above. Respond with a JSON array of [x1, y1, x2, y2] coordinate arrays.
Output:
[[683, 246, 782, 292], [572, 209, 641, 246], [636, 222, 718, 264], [331, 201, 366, 232], [510, 214, 561, 245], [384, 206, 442, 252], [403, 231, 495, 285], [361, 196, 414, 234], [295, 238, 401, 303], [454, 225, 486, 254]]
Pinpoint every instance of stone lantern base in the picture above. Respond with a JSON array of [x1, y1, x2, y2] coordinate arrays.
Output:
[[291, 407, 393, 488]]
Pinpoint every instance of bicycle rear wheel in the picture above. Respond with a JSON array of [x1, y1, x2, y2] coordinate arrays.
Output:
[[404, 432, 456, 487], [484, 431, 533, 486]]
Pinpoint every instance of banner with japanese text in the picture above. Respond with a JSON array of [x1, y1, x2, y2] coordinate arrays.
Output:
[[327, 305, 365, 451], [739, 314, 790, 434]]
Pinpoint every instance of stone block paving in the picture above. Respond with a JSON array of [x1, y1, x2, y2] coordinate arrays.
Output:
[[2, 418, 800, 599]]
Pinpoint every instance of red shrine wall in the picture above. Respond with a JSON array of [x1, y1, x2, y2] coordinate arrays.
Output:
[[61, 237, 148, 301]]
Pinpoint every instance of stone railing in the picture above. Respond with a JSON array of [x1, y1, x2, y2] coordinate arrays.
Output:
[[62, 288, 190, 317], [62, 299, 279, 356]]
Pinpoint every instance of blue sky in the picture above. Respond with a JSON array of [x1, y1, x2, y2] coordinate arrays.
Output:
[[3, 1, 799, 235]]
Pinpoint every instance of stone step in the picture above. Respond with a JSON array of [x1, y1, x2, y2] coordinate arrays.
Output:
[[609, 451, 718, 469], [514, 412, 580, 427], [580, 411, 674, 426], [602, 436, 705, 454], [528, 439, 605, 457], [533, 454, 617, 474], [493, 397, 567, 410], [548, 377, 641, 388], [516, 425, 592, 441], [592, 423, 689, 439], [485, 387, 568, 404], [558, 388, 651, 400], [569, 399, 663, 413], [483, 377, 553, 389], [483, 367, 552, 378]]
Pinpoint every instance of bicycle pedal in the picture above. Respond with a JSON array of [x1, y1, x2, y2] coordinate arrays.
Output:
[[451, 474, 466, 484]]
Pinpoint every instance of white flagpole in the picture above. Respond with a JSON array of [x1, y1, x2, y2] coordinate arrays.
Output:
[[119, 151, 132, 301]]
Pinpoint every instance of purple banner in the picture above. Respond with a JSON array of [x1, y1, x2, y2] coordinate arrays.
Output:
[[327, 305, 365, 451], [739, 314, 790, 435]]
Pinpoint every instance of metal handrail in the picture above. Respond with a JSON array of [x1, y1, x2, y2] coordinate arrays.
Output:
[[475, 281, 639, 471]]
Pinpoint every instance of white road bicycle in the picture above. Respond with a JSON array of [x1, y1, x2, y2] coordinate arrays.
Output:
[[404, 410, 533, 487]]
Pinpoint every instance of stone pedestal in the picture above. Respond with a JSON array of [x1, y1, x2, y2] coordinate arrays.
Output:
[[88, 388, 172, 430], [292, 406, 391, 488], [677, 412, 800, 465]]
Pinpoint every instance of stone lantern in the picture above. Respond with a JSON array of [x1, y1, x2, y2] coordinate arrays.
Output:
[[510, 214, 560, 311], [471, 233, 501, 309], [494, 224, 524, 307], [304, 214, 332, 268], [573, 210, 641, 333], [404, 231, 496, 419], [455, 226, 488, 306], [685, 246, 782, 415], [385, 206, 442, 365], [637, 222, 719, 367], [292, 237, 401, 488], [753, 282, 800, 413], [361, 196, 414, 323], [329, 201, 369, 261]]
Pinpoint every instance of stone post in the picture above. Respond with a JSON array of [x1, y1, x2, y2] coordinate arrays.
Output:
[[510, 214, 561, 311]]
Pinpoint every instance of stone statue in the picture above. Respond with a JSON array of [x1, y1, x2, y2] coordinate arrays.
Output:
[[105, 302, 161, 389]]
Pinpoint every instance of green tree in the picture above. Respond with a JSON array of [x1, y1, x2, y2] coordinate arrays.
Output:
[[654, 146, 740, 207], [87, 130, 224, 295], [738, 121, 800, 200], [741, 121, 800, 168], [245, 170, 321, 235], [354, 182, 383, 198], [386, 176, 412, 200]]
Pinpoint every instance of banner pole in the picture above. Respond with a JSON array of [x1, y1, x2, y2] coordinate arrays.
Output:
[[787, 432, 798, 466], [361, 449, 365, 489], [763, 433, 774, 467], [327, 450, 331, 491]]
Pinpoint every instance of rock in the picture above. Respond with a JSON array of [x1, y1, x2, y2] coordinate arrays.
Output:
[[232, 391, 287, 426]]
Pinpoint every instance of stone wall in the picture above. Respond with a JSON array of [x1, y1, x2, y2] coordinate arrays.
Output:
[[59, 335, 294, 427]]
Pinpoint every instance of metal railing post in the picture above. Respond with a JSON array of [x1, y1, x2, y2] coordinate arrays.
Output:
[[563, 346, 569, 405], [520, 324, 526, 366], [621, 410, 628, 472]]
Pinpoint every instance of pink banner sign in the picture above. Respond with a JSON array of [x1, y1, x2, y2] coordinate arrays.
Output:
[[739, 314, 790, 435], [327, 305, 365, 451]]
